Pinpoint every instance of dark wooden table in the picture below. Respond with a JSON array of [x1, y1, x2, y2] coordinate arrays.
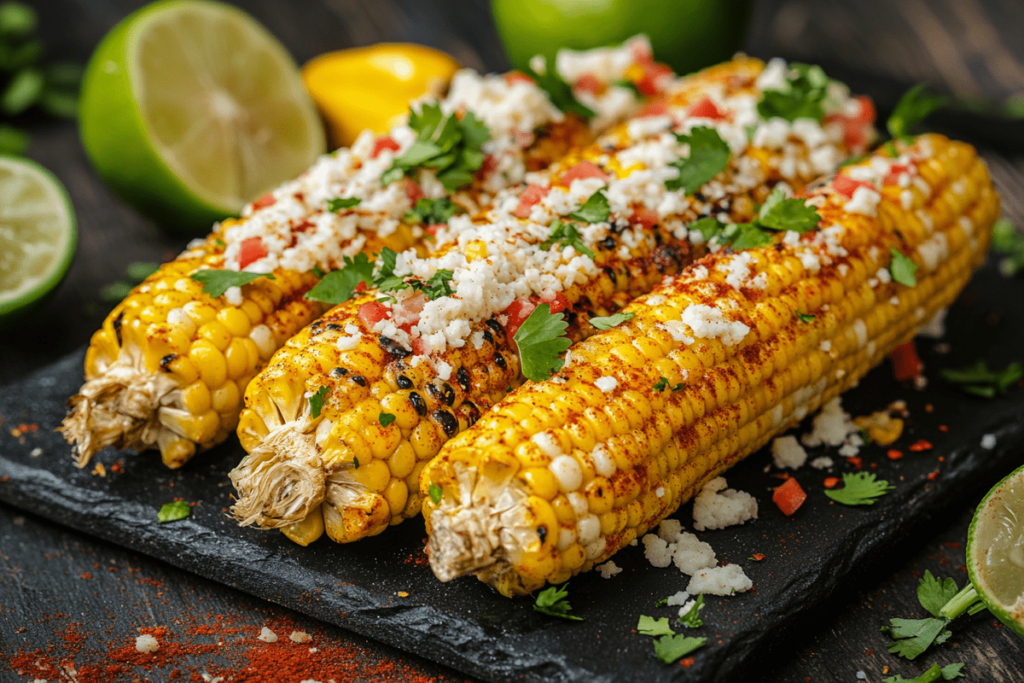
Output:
[[3, 0, 1023, 680]]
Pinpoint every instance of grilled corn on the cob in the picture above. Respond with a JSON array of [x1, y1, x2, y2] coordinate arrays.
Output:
[[421, 134, 999, 596], [228, 56, 875, 545], [60, 41, 666, 469]]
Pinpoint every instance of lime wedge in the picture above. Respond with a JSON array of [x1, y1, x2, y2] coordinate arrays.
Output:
[[967, 462, 1024, 638], [79, 0, 325, 233], [0, 156, 76, 326]]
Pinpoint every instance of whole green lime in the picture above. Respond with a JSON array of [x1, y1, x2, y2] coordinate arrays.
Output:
[[79, 0, 325, 234], [491, 0, 752, 77]]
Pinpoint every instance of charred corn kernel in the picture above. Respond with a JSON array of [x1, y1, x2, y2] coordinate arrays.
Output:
[[422, 135, 1000, 595]]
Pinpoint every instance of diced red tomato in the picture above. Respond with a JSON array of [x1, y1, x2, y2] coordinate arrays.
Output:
[[504, 71, 535, 86], [823, 477, 840, 489], [772, 477, 806, 517], [847, 456, 863, 469], [890, 340, 923, 380], [354, 281, 367, 293], [403, 179, 424, 204], [883, 163, 912, 186], [636, 63, 673, 97], [853, 95, 876, 124], [832, 175, 875, 199], [574, 72, 604, 96], [630, 41, 654, 65], [358, 301, 389, 328], [251, 192, 276, 211], [426, 224, 444, 236], [480, 154, 498, 176], [631, 207, 659, 230], [637, 101, 670, 118], [514, 184, 551, 218], [687, 96, 725, 120], [411, 338, 427, 356], [371, 136, 401, 159], [237, 237, 267, 269], [558, 160, 609, 186], [539, 291, 570, 314], [503, 297, 537, 339]]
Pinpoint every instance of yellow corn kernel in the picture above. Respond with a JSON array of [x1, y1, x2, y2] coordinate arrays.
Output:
[[211, 381, 240, 414], [188, 339, 227, 388], [349, 459, 392, 493], [387, 442, 417, 480]]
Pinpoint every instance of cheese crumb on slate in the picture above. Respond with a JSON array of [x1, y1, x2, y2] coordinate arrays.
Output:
[[642, 520, 717, 575], [666, 590, 690, 606], [290, 630, 312, 643], [801, 397, 863, 456], [692, 477, 758, 531], [771, 435, 807, 469], [598, 560, 623, 578], [810, 456, 835, 470], [686, 564, 753, 596], [981, 434, 997, 450], [677, 599, 698, 620], [135, 634, 159, 653], [257, 626, 278, 643]]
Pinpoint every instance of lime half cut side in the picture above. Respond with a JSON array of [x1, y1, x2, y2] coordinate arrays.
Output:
[[0, 156, 76, 325], [968, 463, 1024, 638], [79, 0, 325, 233]]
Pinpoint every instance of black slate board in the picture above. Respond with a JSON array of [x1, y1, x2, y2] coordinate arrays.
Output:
[[1, 260, 1022, 683]]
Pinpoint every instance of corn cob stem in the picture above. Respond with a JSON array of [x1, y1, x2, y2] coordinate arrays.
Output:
[[421, 134, 999, 596]]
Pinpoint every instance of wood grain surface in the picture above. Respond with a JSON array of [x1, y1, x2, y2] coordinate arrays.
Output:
[[2, 0, 1023, 680]]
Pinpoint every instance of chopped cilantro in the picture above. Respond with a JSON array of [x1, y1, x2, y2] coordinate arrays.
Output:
[[824, 471, 894, 506], [917, 570, 960, 618], [423, 269, 455, 300], [533, 583, 583, 621], [882, 617, 952, 660], [353, 457, 360, 469], [690, 216, 725, 242], [890, 248, 918, 286], [312, 265, 325, 278], [991, 218, 1024, 276], [383, 102, 490, 191], [404, 197, 461, 225], [654, 597, 669, 608], [304, 253, 374, 304], [653, 634, 706, 664], [939, 360, 1023, 398], [373, 247, 407, 293], [157, 501, 190, 523], [589, 312, 634, 329], [797, 312, 815, 323], [839, 154, 868, 168], [615, 79, 642, 98], [637, 615, 675, 637], [540, 220, 596, 258], [729, 224, 773, 251], [308, 386, 330, 419], [326, 197, 361, 212], [883, 662, 965, 683], [514, 304, 571, 382], [666, 126, 731, 195], [524, 60, 595, 119], [428, 483, 442, 505], [191, 269, 275, 298], [653, 377, 669, 392], [888, 83, 948, 142], [756, 187, 821, 233], [379, 412, 396, 427], [756, 63, 831, 122], [569, 189, 611, 223], [672, 383, 685, 392], [678, 594, 705, 628]]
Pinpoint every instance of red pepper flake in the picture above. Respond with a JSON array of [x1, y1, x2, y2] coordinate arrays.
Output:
[[79, 573, 92, 579], [927, 470, 940, 481], [680, 656, 695, 668], [938, 425, 949, 432], [110, 461, 125, 474], [924, 404, 934, 413], [823, 477, 840, 489], [887, 449, 904, 460], [908, 439, 933, 452], [847, 457, 863, 469], [751, 553, 766, 561]]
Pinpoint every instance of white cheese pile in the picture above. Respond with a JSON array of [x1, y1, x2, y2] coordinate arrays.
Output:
[[641, 518, 753, 596], [135, 634, 159, 654], [692, 477, 758, 531]]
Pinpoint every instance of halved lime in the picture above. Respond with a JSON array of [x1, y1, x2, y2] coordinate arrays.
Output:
[[0, 156, 77, 326], [967, 463, 1024, 638], [79, 0, 325, 234]]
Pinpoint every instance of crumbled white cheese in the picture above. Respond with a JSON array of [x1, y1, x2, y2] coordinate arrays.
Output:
[[257, 626, 278, 643], [666, 590, 691, 606], [598, 560, 623, 578], [810, 456, 834, 470], [677, 599, 698, 620], [917, 308, 946, 339], [844, 186, 881, 216], [981, 434, 997, 450], [772, 435, 808, 469], [595, 376, 618, 393], [290, 631, 312, 643], [224, 286, 243, 306], [686, 564, 753, 596], [642, 520, 718, 575], [136, 634, 159, 653], [692, 477, 758, 531], [681, 304, 750, 346], [801, 397, 860, 450]]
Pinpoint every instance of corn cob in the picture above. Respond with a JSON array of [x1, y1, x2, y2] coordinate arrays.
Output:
[[421, 134, 999, 596], [228, 57, 875, 545], [60, 38, 673, 469]]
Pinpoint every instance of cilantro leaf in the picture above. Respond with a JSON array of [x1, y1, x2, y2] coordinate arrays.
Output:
[[690, 216, 725, 242], [304, 253, 375, 304], [882, 617, 952, 660], [191, 270, 275, 298], [653, 634, 706, 664], [374, 247, 408, 293], [756, 63, 831, 122], [883, 662, 965, 683], [533, 583, 583, 621], [678, 594, 705, 628], [423, 269, 455, 300], [991, 218, 1024, 276], [385, 102, 490, 191], [824, 471, 894, 506], [569, 189, 611, 223], [918, 571, 961, 618], [589, 312, 634, 330], [637, 615, 676, 637], [939, 359, 1022, 398], [888, 83, 948, 141], [729, 224, 773, 251], [666, 126, 731, 195], [428, 483, 443, 505], [515, 304, 571, 381], [890, 248, 918, 287], [326, 197, 361, 212], [404, 197, 461, 225], [540, 220, 596, 258], [157, 501, 190, 523], [756, 188, 821, 233], [653, 377, 669, 392], [797, 312, 815, 323], [308, 386, 330, 419], [523, 61, 595, 119], [379, 412, 396, 427], [654, 597, 669, 608]]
